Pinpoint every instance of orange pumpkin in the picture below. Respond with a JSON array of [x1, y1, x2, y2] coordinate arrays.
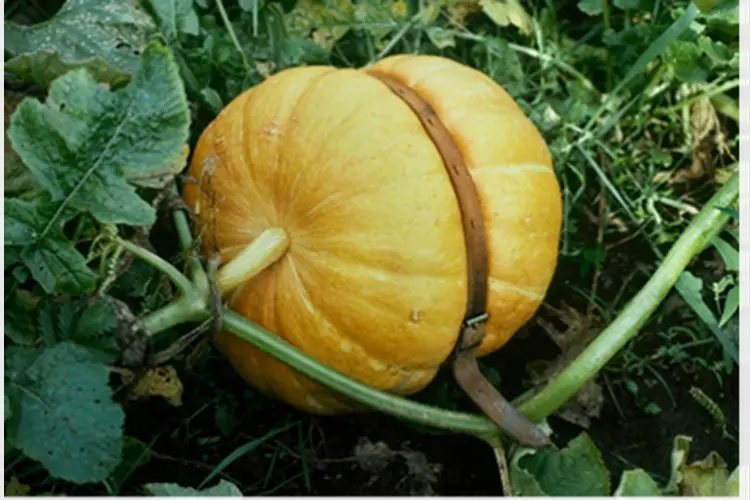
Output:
[[182, 54, 562, 414]]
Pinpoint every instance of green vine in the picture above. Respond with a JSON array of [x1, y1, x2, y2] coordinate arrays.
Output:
[[118, 171, 739, 447]]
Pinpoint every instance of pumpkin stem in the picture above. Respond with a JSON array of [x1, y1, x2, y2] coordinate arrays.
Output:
[[216, 228, 290, 294]]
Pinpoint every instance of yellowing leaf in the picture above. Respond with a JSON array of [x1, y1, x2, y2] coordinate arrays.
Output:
[[446, 2, 481, 25], [390, 0, 409, 18], [5, 476, 31, 497], [286, 0, 355, 51], [726, 467, 740, 496], [125, 365, 184, 407], [417, 3, 443, 25], [286, 0, 407, 51], [479, 0, 532, 34]]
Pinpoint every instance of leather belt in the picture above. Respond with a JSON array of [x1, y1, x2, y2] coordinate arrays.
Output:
[[370, 71, 550, 448]]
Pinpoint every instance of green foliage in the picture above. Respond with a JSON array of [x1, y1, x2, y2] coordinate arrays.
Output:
[[4, 342, 125, 484], [4, 14, 191, 486], [5, 41, 191, 299], [7, 42, 190, 227], [509, 432, 739, 496], [4, 0, 158, 86], [147, 0, 200, 41], [143, 480, 243, 496], [614, 469, 662, 496], [37, 299, 120, 363], [510, 433, 611, 496], [4, 195, 98, 295]]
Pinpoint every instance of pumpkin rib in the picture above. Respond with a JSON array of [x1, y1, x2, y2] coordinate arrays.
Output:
[[277, 70, 375, 219], [285, 256, 414, 372], [236, 95, 273, 209], [470, 162, 554, 175], [287, 254, 453, 371], [292, 145, 449, 222], [401, 63, 456, 89], [294, 243, 458, 282], [289, 254, 385, 360], [488, 276, 545, 301]]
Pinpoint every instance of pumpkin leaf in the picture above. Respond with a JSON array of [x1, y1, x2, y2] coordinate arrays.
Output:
[[107, 437, 153, 493], [4, 342, 125, 484], [285, 0, 355, 51], [4, 306, 36, 346], [613, 435, 748, 500], [4, 476, 31, 497], [614, 469, 662, 496], [577, 0, 604, 16], [6, 41, 190, 233], [285, 0, 405, 52], [664, 435, 738, 496], [425, 26, 457, 49], [4, 196, 98, 296], [4, 0, 157, 87], [5, 91, 41, 200], [509, 447, 549, 496], [679, 452, 734, 496], [726, 467, 740, 496], [36, 300, 120, 363], [509, 432, 611, 496], [147, 0, 201, 40], [703, 2, 739, 36], [121, 365, 184, 407], [143, 480, 243, 496], [479, 0, 532, 34]]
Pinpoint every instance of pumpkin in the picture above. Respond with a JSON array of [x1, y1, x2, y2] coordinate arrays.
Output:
[[182, 54, 562, 417]]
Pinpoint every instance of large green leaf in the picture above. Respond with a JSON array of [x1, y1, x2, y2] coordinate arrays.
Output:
[[700, 0, 739, 35], [4, 0, 157, 87], [7, 41, 190, 228], [143, 480, 243, 496], [614, 469, 662, 496], [148, 0, 200, 40], [5, 342, 125, 484], [4, 196, 97, 296], [509, 433, 611, 496], [37, 300, 120, 363]]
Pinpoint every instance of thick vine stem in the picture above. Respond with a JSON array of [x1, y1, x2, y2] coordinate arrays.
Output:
[[170, 184, 210, 295], [138, 172, 738, 445], [117, 238, 195, 298], [220, 309, 504, 442], [115, 234, 208, 335], [517, 171, 740, 421]]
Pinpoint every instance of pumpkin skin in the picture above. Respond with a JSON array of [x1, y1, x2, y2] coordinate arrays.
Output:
[[182, 54, 562, 414]]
